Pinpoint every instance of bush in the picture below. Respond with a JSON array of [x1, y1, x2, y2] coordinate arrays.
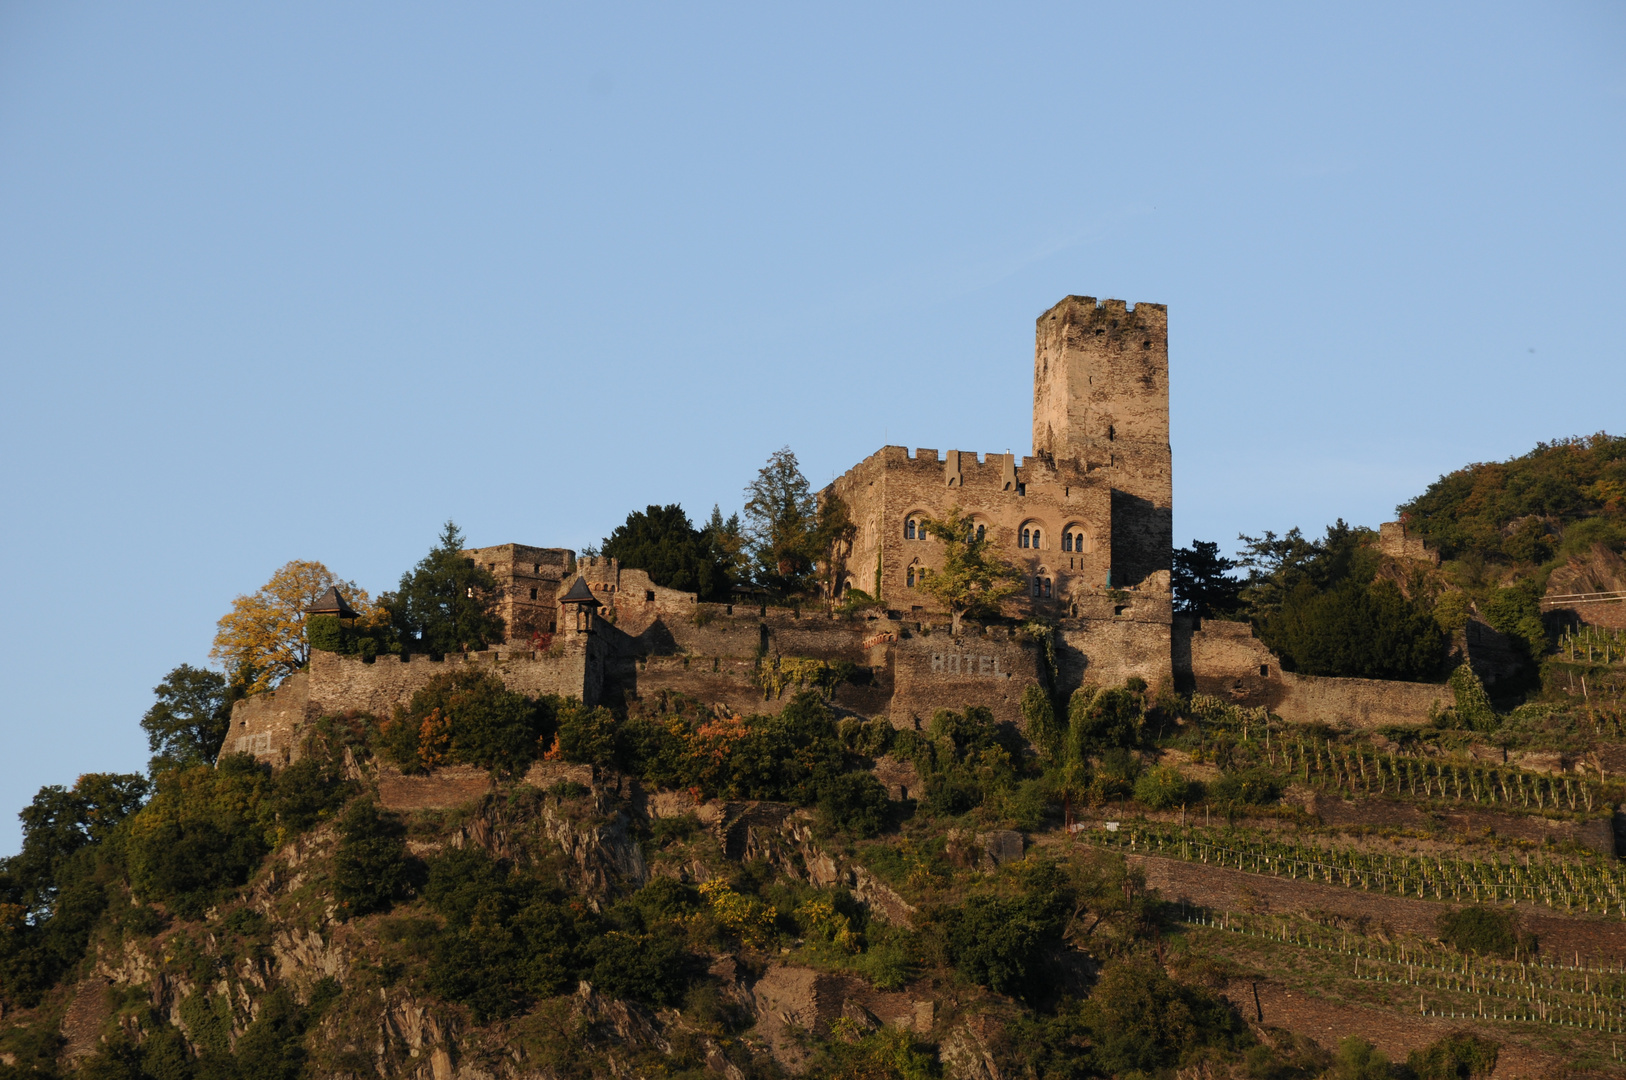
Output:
[[1407, 1032, 1499, 1079], [553, 701, 618, 767], [1331, 1036, 1391, 1080], [1134, 765, 1196, 810], [376, 671, 554, 775], [1270, 578, 1445, 681], [332, 801, 410, 917], [816, 772, 891, 838], [1082, 958, 1250, 1075], [584, 924, 690, 1006], [929, 861, 1071, 1000], [1436, 906, 1531, 959], [1481, 584, 1548, 663], [1207, 767, 1281, 807], [1021, 685, 1062, 762], [1068, 686, 1141, 754]]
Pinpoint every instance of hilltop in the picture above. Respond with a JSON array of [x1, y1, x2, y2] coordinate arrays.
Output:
[[5, 414, 1626, 1079]]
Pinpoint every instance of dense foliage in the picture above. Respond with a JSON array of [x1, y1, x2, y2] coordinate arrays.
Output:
[[600, 503, 737, 602], [381, 521, 505, 654], [1397, 433, 1626, 563], [140, 665, 237, 773], [421, 846, 692, 1020], [375, 669, 557, 776], [1238, 522, 1447, 680], [1171, 539, 1244, 618]]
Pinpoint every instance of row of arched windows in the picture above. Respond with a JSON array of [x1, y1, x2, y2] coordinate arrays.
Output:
[[907, 515, 1089, 552], [905, 517, 991, 543]]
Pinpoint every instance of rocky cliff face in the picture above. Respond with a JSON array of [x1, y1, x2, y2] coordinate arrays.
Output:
[[40, 769, 1012, 1080]]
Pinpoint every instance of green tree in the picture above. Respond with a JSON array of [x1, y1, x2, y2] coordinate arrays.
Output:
[[1082, 958, 1249, 1075], [384, 521, 506, 654], [8, 774, 148, 918], [601, 504, 732, 601], [1269, 578, 1445, 680], [142, 665, 235, 773], [742, 447, 820, 595], [1481, 584, 1548, 662], [1, 773, 150, 1004], [1067, 684, 1141, 755], [917, 507, 1024, 635], [1021, 685, 1063, 763], [1171, 540, 1243, 617], [332, 801, 410, 917], [702, 503, 749, 584]]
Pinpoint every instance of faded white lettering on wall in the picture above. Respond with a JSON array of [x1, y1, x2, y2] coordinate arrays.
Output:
[[928, 653, 1009, 678]]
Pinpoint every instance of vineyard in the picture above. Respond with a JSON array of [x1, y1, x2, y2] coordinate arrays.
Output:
[[1093, 823, 1626, 915], [1178, 905, 1626, 1037], [1181, 694, 1619, 816]]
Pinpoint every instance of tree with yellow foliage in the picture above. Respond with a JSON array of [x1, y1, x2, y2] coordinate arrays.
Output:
[[210, 560, 379, 694]]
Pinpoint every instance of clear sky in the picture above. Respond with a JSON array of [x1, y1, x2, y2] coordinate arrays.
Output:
[[2, 3, 1623, 853]]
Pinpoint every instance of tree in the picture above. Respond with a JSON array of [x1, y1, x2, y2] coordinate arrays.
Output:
[[703, 504, 748, 584], [916, 507, 1023, 634], [141, 664, 235, 772], [601, 504, 733, 601], [8, 774, 149, 918], [333, 800, 410, 916], [743, 447, 820, 594], [1171, 540, 1242, 617], [211, 561, 378, 694], [812, 492, 857, 609], [1268, 578, 1445, 681], [384, 521, 506, 654]]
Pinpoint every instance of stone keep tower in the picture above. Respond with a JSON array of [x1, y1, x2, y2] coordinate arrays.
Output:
[[1032, 296, 1172, 587]]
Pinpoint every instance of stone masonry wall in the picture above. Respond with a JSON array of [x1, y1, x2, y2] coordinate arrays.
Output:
[[1172, 616, 1449, 729], [888, 632, 1043, 730], [228, 643, 601, 766]]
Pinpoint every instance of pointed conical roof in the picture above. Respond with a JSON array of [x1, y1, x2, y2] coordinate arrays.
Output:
[[306, 585, 358, 619], [559, 577, 601, 607]]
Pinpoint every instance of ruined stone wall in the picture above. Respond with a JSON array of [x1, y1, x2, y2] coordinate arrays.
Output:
[[1377, 522, 1439, 565], [228, 642, 602, 766], [225, 671, 310, 761], [462, 542, 574, 640], [572, 556, 702, 638], [1172, 616, 1448, 729], [888, 632, 1043, 730], [1056, 612, 1175, 695]]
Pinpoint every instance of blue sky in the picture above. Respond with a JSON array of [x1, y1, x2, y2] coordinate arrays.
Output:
[[2, 3, 1623, 852]]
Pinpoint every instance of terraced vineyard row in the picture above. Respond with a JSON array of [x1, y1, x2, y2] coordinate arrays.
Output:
[[1180, 907, 1626, 1033], [1094, 824, 1626, 915]]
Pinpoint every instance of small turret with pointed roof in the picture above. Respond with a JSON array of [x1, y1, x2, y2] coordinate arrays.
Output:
[[558, 576, 601, 633], [306, 586, 358, 621]]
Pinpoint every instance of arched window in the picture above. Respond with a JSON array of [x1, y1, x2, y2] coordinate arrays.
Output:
[[975, 523, 985, 542], [1020, 528, 1031, 549], [907, 566, 915, 587], [1062, 532, 1073, 553], [1031, 575, 1042, 597], [1042, 578, 1053, 599], [1031, 529, 1041, 549], [905, 518, 917, 540]]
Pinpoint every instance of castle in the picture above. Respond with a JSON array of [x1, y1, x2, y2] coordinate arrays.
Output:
[[229, 295, 1450, 766]]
